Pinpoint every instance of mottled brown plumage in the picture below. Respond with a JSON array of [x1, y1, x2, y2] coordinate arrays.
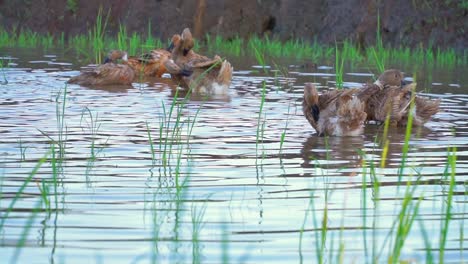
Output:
[[364, 69, 440, 126], [398, 94, 441, 127], [164, 28, 233, 95], [303, 83, 379, 136], [125, 49, 171, 77], [68, 50, 135, 86]]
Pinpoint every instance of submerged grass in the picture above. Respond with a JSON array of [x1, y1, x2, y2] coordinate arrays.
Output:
[[439, 147, 457, 263], [256, 81, 267, 159], [10, 199, 42, 264], [80, 108, 108, 184], [0, 59, 9, 85], [0, 151, 50, 232]]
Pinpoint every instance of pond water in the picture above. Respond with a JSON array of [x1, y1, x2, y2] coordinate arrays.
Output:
[[0, 47, 467, 263]]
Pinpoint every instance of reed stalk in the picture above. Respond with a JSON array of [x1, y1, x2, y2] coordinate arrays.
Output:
[[91, 7, 110, 64], [335, 44, 345, 89], [256, 81, 267, 159], [439, 147, 457, 262], [0, 151, 50, 232]]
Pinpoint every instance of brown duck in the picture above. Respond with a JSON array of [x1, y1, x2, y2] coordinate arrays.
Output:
[[125, 49, 171, 77], [68, 50, 135, 86], [164, 28, 233, 95], [303, 83, 380, 136], [365, 69, 440, 126]]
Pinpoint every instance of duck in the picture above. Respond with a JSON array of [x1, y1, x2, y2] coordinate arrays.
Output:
[[68, 50, 135, 86], [125, 49, 171, 78], [364, 69, 440, 127], [395, 92, 441, 127], [164, 28, 233, 95], [303, 83, 380, 136]]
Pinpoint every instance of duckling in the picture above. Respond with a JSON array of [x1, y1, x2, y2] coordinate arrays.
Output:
[[68, 50, 135, 86], [303, 83, 380, 136], [164, 28, 233, 95], [125, 49, 171, 77], [364, 69, 440, 126]]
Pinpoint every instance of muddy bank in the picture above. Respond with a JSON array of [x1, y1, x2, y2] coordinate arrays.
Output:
[[0, 0, 466, 50]]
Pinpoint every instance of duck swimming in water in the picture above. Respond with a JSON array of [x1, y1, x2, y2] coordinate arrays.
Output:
[[68, 50, 135, 86], [303, 83, 380, 136], [364, 69, 440, 127], [164, 28, 233, 95]]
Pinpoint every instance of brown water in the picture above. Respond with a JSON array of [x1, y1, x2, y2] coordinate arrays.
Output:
[[0, 48, 467, 263]]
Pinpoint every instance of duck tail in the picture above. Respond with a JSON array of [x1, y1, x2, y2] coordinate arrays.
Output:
[[304, 83, 319, 106], [337, 95, 367, 134], [217, 60, 233, 86], [303, 83, 320, 123], [67, 72, 94, 86]]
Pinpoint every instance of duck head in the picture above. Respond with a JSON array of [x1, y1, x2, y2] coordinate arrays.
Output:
[[374, 69, 408, 88], [181, 28, 195, 56], [167, 34, 181, 52], [104, 50, 128, 64]]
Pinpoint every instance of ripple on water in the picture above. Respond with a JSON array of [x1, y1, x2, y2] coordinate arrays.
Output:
[[0, 49, 467, 263]]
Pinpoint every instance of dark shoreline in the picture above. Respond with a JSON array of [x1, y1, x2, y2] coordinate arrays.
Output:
[[0, 0, 466, 51]]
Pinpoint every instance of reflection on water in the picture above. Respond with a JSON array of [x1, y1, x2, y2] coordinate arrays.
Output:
[[0, 47, 467, 263]]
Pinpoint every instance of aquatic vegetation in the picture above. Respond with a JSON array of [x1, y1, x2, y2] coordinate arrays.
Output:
[[191, 200, 209, 263], [0, 19, 466, 70], [256, 81, 267, 159], [80, 108, 108, 183], [0, 24, 466, 263], [335, 43, 345, 89], [9, 199, 42, 264], [279, 103, 291, 156], [17, 139, 28, 162], [90, 7, 110, 64], [369, 46, 386, 73], [0, 59, 9, 84], [117, 24, 129, 52], [205, 34, 243, 57], [252, 44, 267, 73], [389, 183, 422, 264], [439, 147, 457, 263]]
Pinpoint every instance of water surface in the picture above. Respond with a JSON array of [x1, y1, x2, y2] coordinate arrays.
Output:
[[0, 48, 467, 263]]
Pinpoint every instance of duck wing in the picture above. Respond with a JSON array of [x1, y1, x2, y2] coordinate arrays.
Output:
[[164, 59, 193, 77], [187, 55, 223, 69], [68, 63, 134, 85], [164, 59, 183, 74], [356, 84, 381, 102], [318, 89, 343, 110], [96, 63, 135, 85]]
